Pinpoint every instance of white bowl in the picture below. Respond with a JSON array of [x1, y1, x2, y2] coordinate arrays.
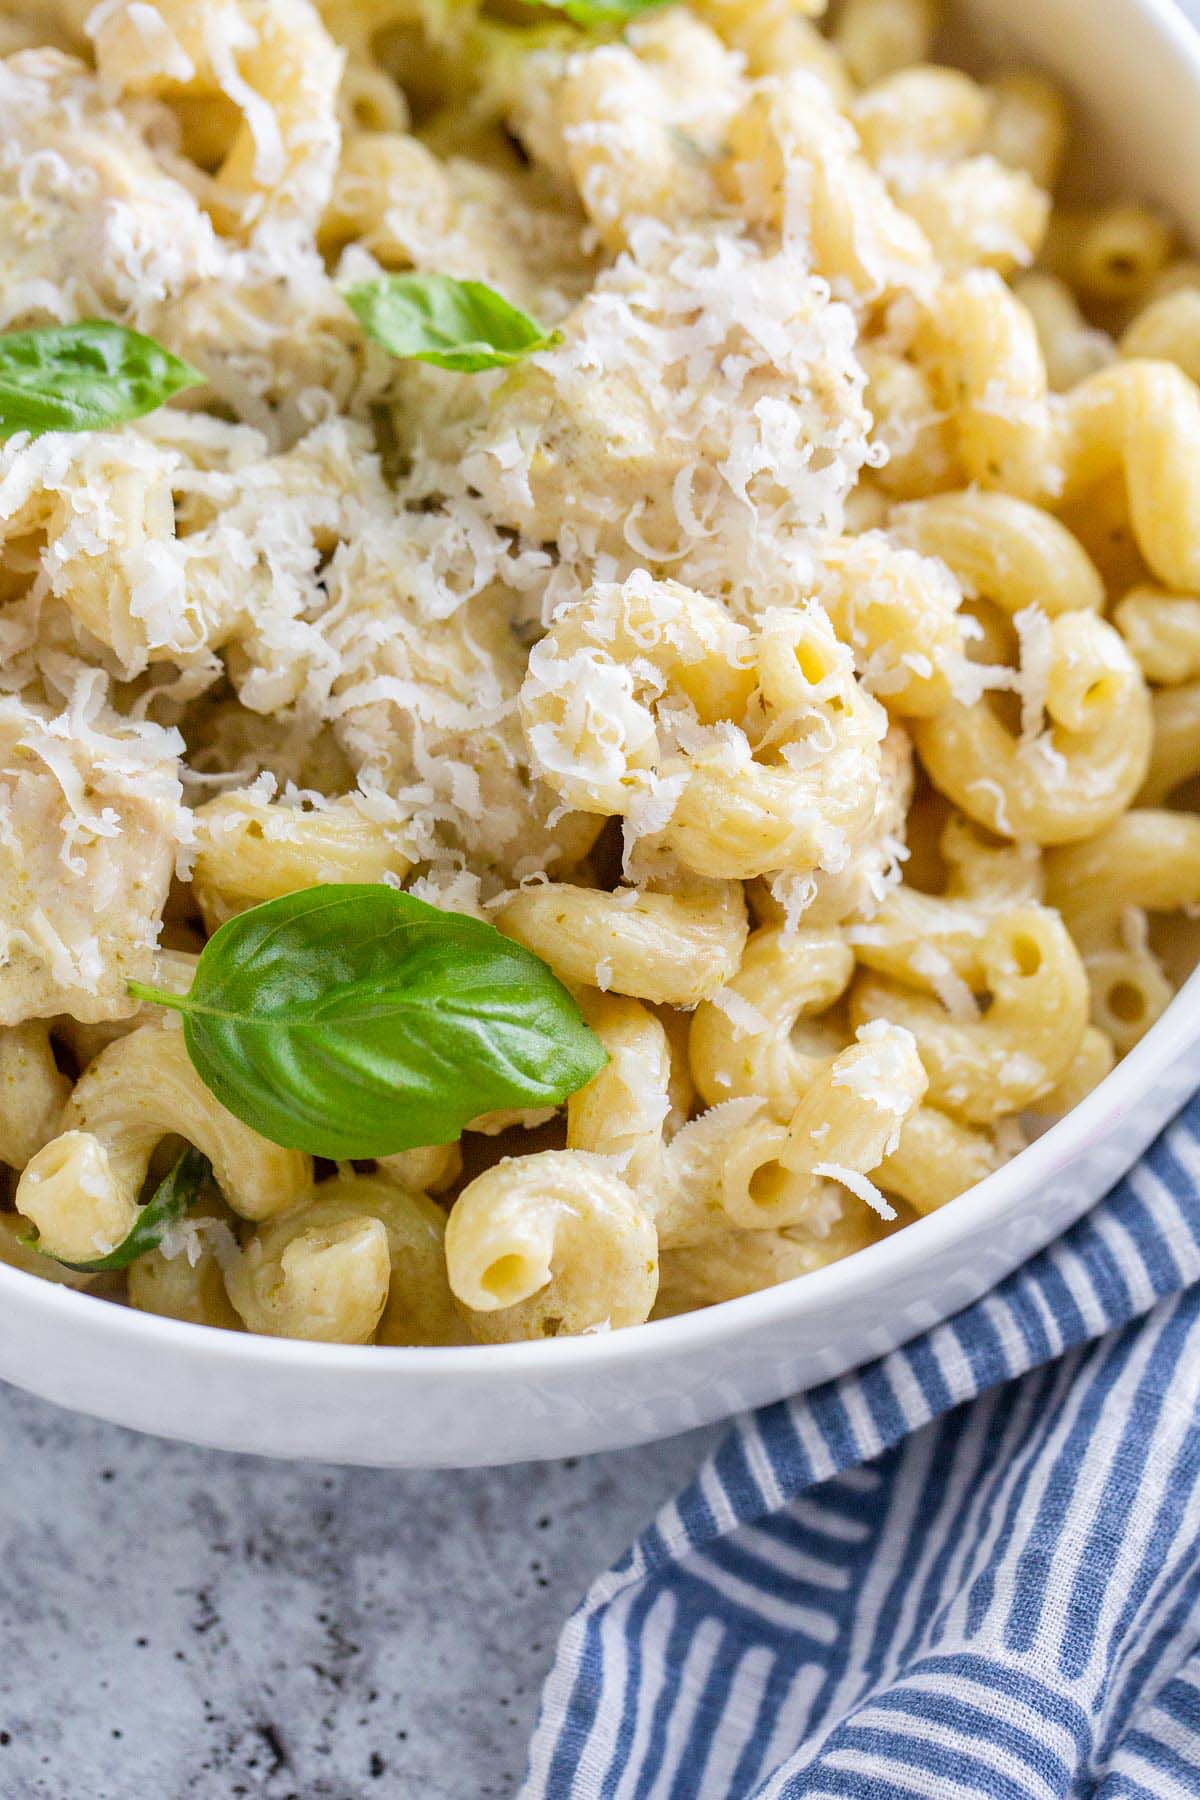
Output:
[[3, 0, 1200, 1468]]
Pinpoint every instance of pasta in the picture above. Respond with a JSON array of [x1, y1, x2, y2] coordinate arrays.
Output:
[[688, 925, 848, 1106], [497, 872, 748, 1005], [444, 1151, 659, 1340], [16, 1024, 311, 1259], [850, 906, 1090, 1122], [0, 0, 1198, 1347], [1045, 812, 1200, 1051], [225, 1173, 463, 1344], [191, 787, 413, 927], [912, 613, 1152, 845], [0, 1023, 70, 1170]]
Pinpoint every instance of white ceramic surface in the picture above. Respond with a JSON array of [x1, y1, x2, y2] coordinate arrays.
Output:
[[2, 0, 1199, 1469]]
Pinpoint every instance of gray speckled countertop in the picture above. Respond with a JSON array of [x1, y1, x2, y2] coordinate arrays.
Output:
[[0, 1386, 717, 1798]]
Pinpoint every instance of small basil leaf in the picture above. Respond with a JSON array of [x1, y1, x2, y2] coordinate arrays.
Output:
[[525, 0, 671, 21], [344, 274, 561, 372], [0, 321, 204, 439], [30, 1146, 213, 1274], [129, 886, 608, 1160]]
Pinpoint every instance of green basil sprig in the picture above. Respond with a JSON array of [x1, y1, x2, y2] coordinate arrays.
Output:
[[29, 1146, 213, 1274], [344, 274, 561, 372], [524, 0, 672, 22], [0, 321, 204, 439], [129, 886, 607, 1161]]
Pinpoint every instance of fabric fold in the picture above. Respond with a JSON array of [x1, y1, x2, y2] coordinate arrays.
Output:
[[524, 1091, 1200, 1798]]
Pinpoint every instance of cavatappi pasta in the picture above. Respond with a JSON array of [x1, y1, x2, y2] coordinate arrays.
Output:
[[2, 0, 1198, 1346]]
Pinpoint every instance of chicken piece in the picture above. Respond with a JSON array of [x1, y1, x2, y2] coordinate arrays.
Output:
[[0, 48, 222, 332], [0, 684, 185, 1024]]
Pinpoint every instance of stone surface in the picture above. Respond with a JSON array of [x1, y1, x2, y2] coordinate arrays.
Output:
[[0, 1384, 717, 1798]]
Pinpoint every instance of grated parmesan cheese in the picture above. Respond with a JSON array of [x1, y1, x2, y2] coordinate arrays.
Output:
[[1119, 906, 1151, 956], [706, 986, 771, 1040], [909, 944, 982, 1022], [811, 1163, 897, 1221], [0, 677, 185, 1023], [1012, 603, 1054, 748], [968, 778, 1015, 837], [833, 1020, 921, 1128]]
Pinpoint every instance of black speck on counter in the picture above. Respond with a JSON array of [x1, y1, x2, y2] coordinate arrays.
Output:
[[253, 1721, 289, 1776]]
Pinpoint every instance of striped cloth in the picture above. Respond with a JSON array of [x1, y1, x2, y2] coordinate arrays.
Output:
[[522, 1089, 1200, 1798]]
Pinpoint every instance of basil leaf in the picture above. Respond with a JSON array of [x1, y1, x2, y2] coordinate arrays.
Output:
[[31, 1146, 213, 1274], [0, 321, 204, 439], [524, 0, 671, 21], [129, 886, 607, 1160], [344, 274, 561, 372]]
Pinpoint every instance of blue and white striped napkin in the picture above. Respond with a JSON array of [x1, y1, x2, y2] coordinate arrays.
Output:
[[523, 1090, 1200, 1798]]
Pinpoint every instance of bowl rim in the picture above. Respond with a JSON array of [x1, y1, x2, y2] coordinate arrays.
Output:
[[5, 954, 1199, 1379], [3, 0, 1200, 1390]]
